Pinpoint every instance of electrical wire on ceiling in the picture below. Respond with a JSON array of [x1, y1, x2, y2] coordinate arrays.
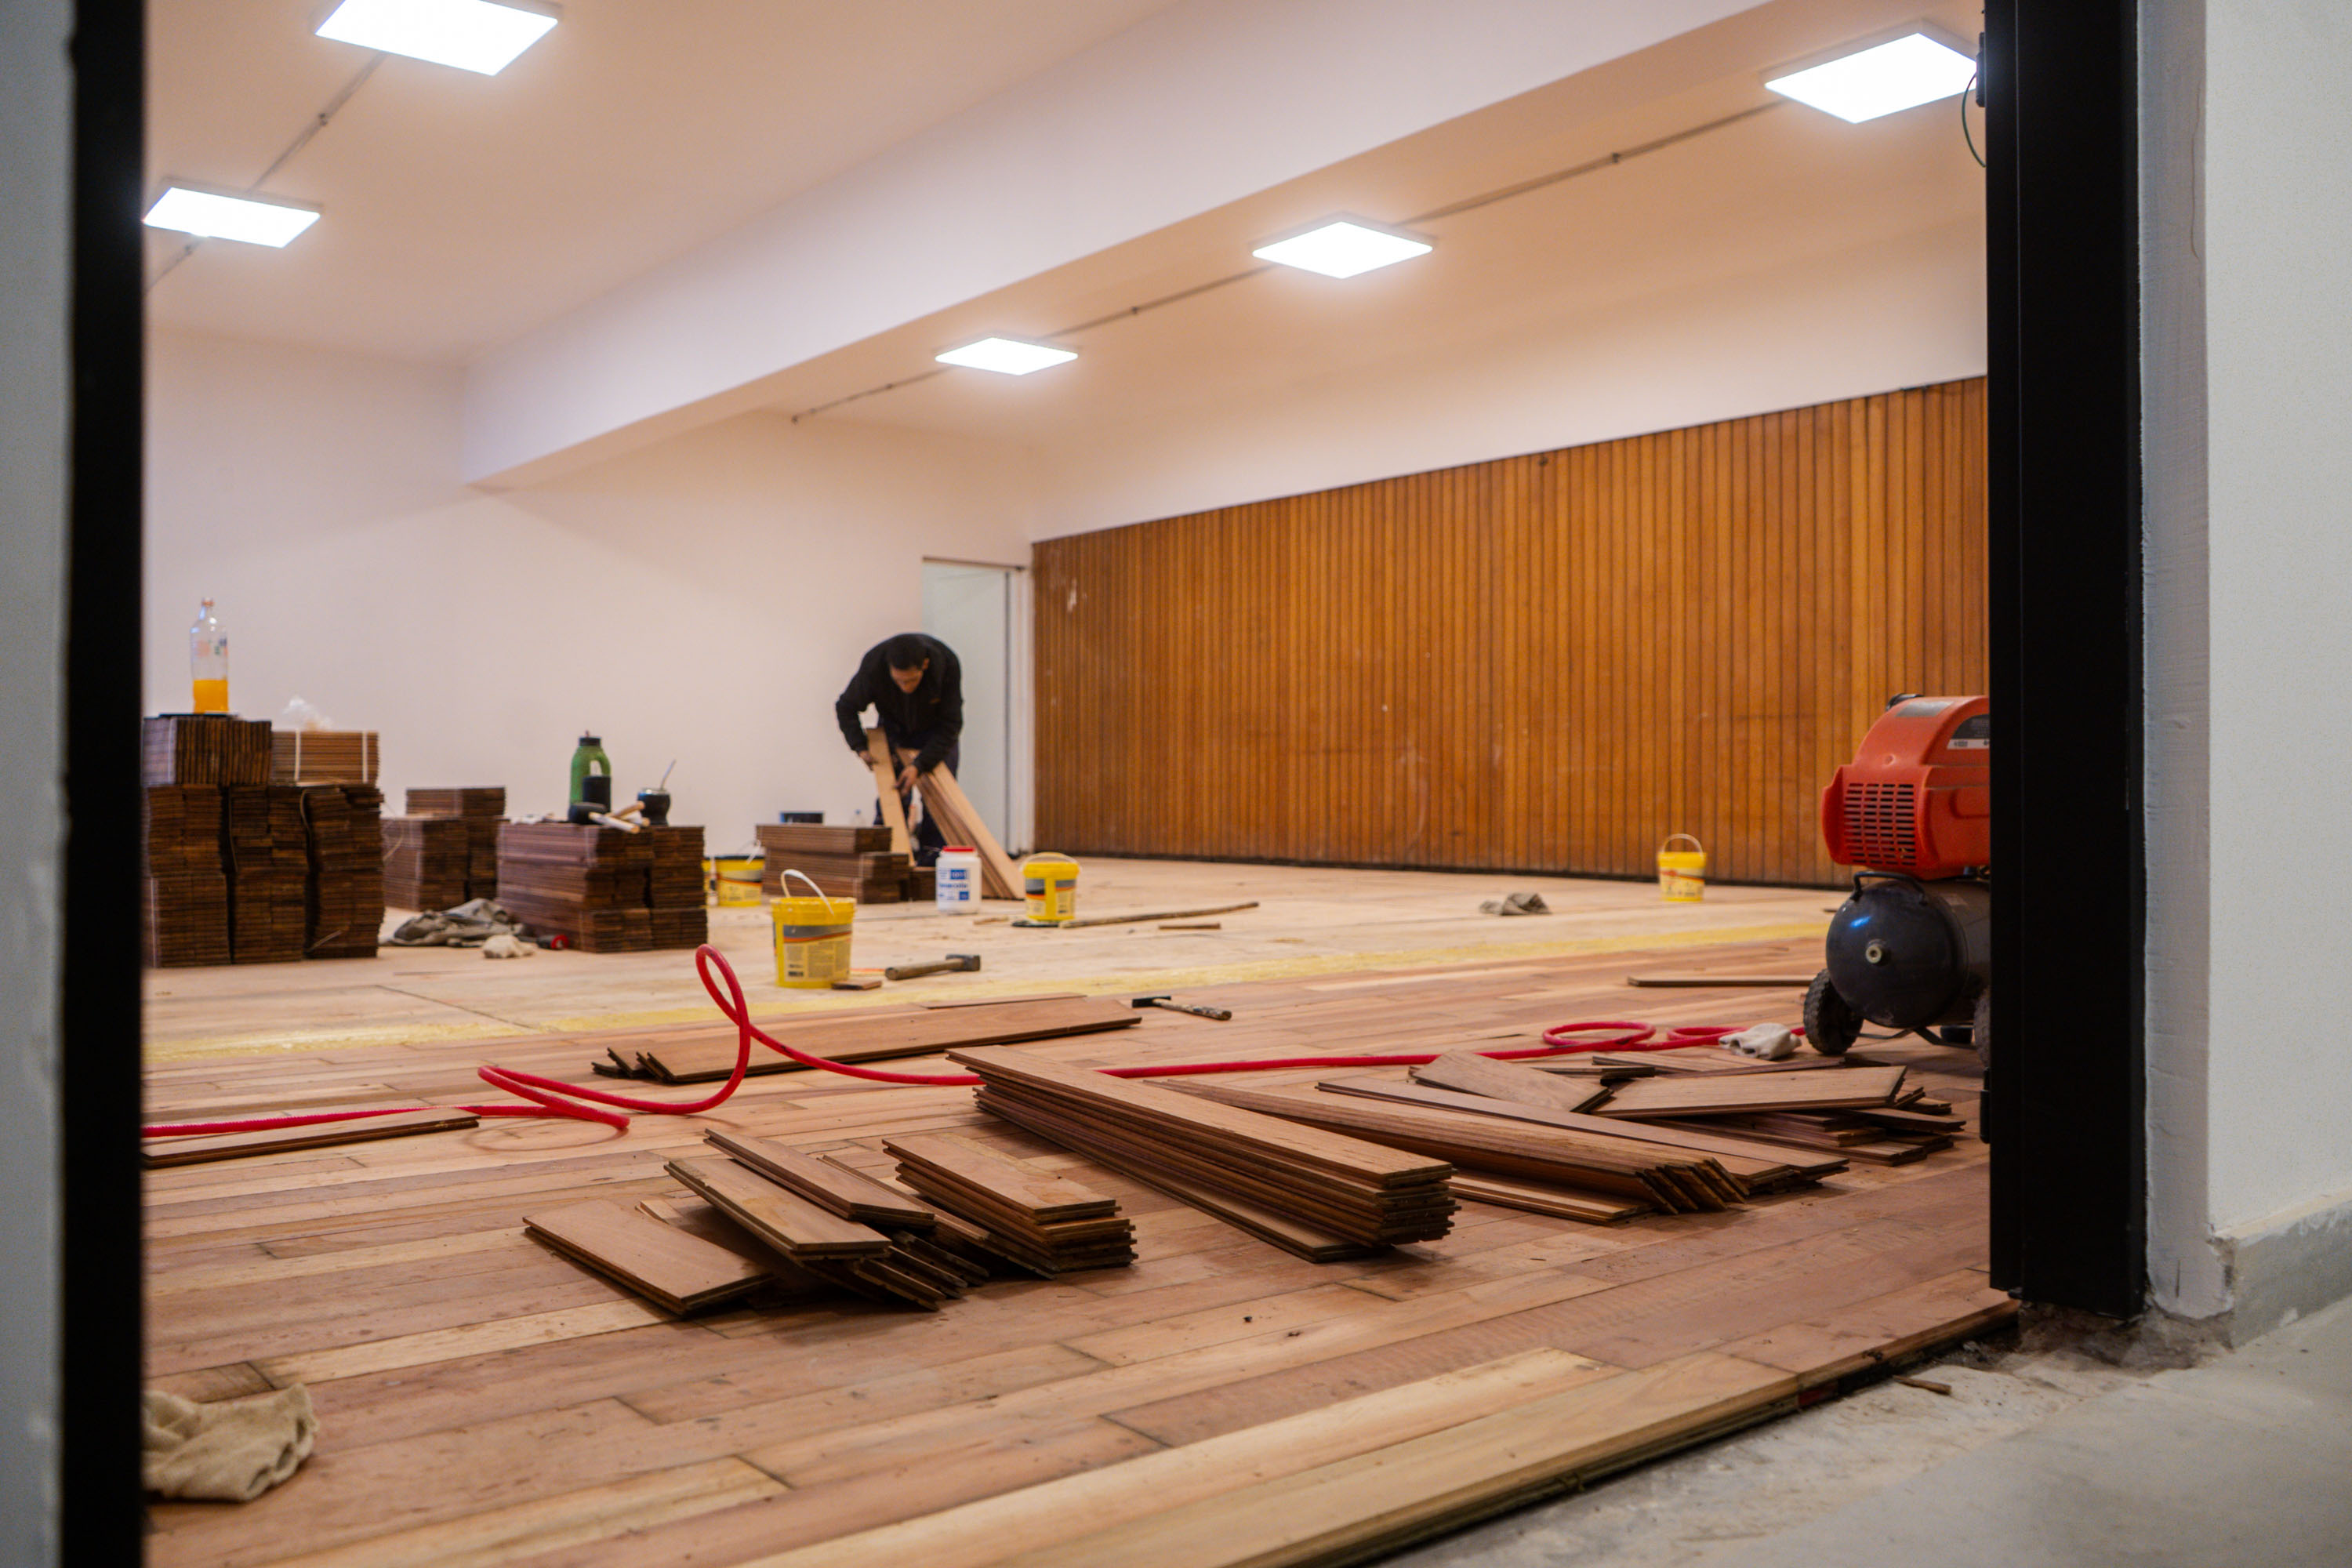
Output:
[[786, 98, 1791, 425], [146, 53, 386, 291]]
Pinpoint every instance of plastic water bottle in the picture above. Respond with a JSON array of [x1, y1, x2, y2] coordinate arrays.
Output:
[[190, 599, 229, 714], [935, 846, 981, 912]]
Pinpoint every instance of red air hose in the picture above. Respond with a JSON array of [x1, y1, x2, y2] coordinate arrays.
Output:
[[143, 945, 1784, 1138]]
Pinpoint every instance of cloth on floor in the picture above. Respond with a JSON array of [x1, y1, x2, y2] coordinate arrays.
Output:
[[387, 898, 533, 948], [481, 931, 535, 960], [1724, 1022, 1800, 1060], [143, 1384, 316, 1502], [1478, 891, 1552, 916]]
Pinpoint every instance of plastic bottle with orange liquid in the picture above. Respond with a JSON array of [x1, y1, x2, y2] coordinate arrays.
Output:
[[190, 599, 229, 713]]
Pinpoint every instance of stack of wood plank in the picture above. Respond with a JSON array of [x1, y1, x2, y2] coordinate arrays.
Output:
[[300, 783, 385, 959], [592, 994, 1140, 1083], [951, 1045, 1456, 1260], [141, 785, 230, 968], [755, 823, 911, 902], [523, 1198, 771, 1316], [497, 822, 654, 951], [886, 1132, 1137, 1274], [1583, 1060, 1961, 1163], [142, 714, 270, 786], [222, 786, 309, 964], [644, 825, 709, 948], [405, 787, 505, 899], [382, 816, 471, 911], [270, 728, 379, 785]]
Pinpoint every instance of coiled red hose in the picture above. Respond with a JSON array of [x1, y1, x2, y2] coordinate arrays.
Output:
[[143, 944, 1779, 1138]]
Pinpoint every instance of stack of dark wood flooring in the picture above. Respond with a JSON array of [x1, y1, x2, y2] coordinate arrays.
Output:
[[142, 785, 230, 968], [887, 1132, 1137, 1273], [382, 817, 471, 912], [953, 1045, 1457, 1260], [1583, 1057, 1965, 1163], [496, 821, 708, 951], [143, 714, 270, 786], [299, 783, 385, 959], [223, 786, 309, 963], [591, 994, 1140, 1083], [270, 728, 379, 785], [404, 787, 505, 901], [756, 823, 913, 902]]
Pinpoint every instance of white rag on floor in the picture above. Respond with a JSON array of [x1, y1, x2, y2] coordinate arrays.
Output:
[[142, 1384, 317, 1502]]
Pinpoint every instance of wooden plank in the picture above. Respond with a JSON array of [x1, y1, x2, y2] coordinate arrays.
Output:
[[1624, 972, 1817, 989], [637, 996, 1139, 1083], [143, 1108, 479, 1167], [1410, 1051, 1615, 1114], [985, 1354, 1796, 1568], [1449, 1173, 1652, 1225], [665, 1156, 891, 1258], [1592, 1064, 1908, 1120], [863, 728, 911, 858], [521, 1198, 770, 1315], [916, 757, 1021, 899], [883, 1133, 1119, 1222], [705, 1131, 936, 1229]]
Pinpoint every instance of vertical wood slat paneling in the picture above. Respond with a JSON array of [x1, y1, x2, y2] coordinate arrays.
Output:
[[1033, 377, 1989, 887]]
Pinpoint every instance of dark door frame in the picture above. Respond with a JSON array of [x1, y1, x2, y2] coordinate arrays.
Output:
[[54, 0, 2154, 1539], [1983, 0, 2148, 1317]]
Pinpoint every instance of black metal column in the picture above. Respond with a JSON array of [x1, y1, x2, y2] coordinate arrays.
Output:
[[1983, 1, 2147, 1316]]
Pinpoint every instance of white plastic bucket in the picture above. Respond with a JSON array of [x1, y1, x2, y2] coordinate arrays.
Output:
[[935, 846, 981, 912]]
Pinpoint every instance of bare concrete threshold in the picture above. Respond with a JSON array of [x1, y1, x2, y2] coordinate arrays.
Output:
[[1384, 1293, 2352, 1568]]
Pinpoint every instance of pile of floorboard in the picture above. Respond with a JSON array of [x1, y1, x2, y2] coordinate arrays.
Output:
[[142, 786, 230, 968], [592, 993, 1140, 1083], [496, 821, 707, 951], [952, 1045, 1456, 1259], [887, 1132, 1137, 1273], [270, 728, 379, 785], [404, 787, 505, 900], [1581, 1058, 1962, 1163], [143, 714, 270, 786], [382, 816, 471, 912], [223, 786, 310, 963], [300, 783, 385, 959], [755, 823, 913, 902]]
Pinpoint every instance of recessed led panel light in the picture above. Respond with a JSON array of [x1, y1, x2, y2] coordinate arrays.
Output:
[[935, 337, 1077, 376], [317, 0, 560, 76], [1252, 219, 1432, 279], [1765, 32, 1976, 124], [143, 184, 322, 248]]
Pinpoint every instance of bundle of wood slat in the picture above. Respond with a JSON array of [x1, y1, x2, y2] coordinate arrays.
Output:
[[497, 822, 653, 951], [886, 1132, 1136, 1274], [951, 1045, 1455, 1259], [644, 824, 707, 910], [382, 816, 471, 912], [143, 714, 270, 786], [754, 823, 911, 902], [223, 785, 309, 963], [142, 786, 230, 968], [300, 783, 384, 959], [270, 728, 379, 784], [405, 789, 506, 899], [1583, 1061, 1962, 1163]]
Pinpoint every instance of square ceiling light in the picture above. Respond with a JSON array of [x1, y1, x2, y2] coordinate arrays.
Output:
[[317, 0, 560, 76], [143, 184, 321, 248], [1252, 218, 1432, 279], [1765, 31, 1977, 124], [935, 337, 1077, 376]]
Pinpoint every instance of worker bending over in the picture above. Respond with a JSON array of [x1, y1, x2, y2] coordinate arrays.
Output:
[[834, 632, 963, 863]]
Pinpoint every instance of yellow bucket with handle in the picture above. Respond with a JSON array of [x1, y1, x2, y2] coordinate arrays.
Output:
[[771, 869, 855, 987], [1022, 852, 1080, 924], [1657, 834, 1708, 902]]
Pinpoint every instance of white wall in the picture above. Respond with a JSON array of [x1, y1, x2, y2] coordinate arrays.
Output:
[[0, 0, 70, 1557], [1029, 217, 1986, 538], [2198, 0, 2352, 1285], [146, 331, 1041, 857]]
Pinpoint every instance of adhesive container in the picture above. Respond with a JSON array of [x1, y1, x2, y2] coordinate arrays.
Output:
[[771, 869, 855, 987], [1022, 852, 1081, 924], [935, 846, 981, 912], [1656, 834, 1708, 902]]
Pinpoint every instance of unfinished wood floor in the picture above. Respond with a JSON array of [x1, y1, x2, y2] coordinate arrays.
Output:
[[144, 935, 1998, 1568]]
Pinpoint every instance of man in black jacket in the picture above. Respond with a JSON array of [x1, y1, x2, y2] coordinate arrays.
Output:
[[833, 633, 963, 861]]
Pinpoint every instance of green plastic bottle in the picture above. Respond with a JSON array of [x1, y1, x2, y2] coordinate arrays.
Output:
[[569, 733, 612, 811]]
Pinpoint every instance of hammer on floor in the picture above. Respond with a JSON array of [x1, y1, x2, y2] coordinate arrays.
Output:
[[884, 953, 981, 982], [1131, 993, 1232, 1021]]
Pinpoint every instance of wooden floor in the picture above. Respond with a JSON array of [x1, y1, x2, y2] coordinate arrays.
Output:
[[143, 874, 1997, 1568]]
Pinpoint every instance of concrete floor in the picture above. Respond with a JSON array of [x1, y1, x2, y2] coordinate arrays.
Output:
[[1391, 1292, 2352, 1567]]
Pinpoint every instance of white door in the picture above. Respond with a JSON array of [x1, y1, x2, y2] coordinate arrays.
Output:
[[921, 561, 1023, 850]]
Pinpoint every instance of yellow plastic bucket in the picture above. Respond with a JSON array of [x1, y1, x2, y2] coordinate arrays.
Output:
[[1022, 852, 1080, 924], [1657, 834, 1708, 902], [710, 853, 764, 907], [771, 869, 855, 988]]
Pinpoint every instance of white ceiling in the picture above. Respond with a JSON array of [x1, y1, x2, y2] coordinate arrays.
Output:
[[144, 0, 1185, 361]]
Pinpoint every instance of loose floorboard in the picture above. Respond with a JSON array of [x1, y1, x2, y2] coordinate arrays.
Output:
[[143, 868, 1994, 1568]]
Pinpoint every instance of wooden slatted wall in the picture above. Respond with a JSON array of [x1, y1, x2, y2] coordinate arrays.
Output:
[[1033, 376, 1986, 887]]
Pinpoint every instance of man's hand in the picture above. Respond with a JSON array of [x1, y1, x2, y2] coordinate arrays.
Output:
[[895, 764, 919, 794]]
